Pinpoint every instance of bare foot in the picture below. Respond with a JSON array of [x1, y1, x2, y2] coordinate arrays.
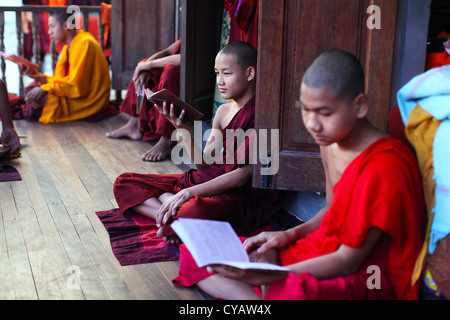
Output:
[[0, 127, 21, 159], [141, 136, 174, 162], [0, 146, 21, 160], [157, 226, 181, 245], [106, 116, 142, 140]]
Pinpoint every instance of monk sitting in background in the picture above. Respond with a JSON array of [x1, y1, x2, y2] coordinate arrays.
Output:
[[0, 80, 20, 159], [113, 41, 282, 243], [22, 8, 110, 124], [106, 39, 181, 162], [173, 49, 426, 300]]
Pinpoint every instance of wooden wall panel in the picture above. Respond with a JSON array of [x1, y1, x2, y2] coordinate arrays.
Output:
[[111, 0, 176, 91], [254, 0, 398, 192]]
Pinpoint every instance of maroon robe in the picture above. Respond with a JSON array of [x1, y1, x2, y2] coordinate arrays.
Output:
[[114, 97, 282, 237], [120, 39, 181, 141]]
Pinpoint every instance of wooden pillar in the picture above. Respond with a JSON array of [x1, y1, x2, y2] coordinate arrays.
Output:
[[16, 11, 24, 97], [0, 11, 6, 83], [31, 11, 41, 69]]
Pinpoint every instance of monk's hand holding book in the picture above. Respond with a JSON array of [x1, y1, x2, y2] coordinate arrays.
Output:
[[172, 219, 290, 274], [0, 52, 46, 83], [22, 66, 47, 84], [145, 88, 203, 126], [156, 101, 191, 132]]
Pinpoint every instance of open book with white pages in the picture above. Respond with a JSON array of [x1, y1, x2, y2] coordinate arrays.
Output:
[[171, 218, 290, 274]]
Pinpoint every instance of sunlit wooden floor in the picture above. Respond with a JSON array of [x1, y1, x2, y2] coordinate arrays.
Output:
[[0, 112, 203, 300]]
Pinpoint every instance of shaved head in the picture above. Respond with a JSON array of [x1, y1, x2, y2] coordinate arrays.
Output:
[[50, 8, 72, 26], [302, 49, 365, 105], [218, 41, 257, 72]]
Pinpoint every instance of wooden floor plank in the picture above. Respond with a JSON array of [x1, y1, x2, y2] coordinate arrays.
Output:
[[157, 262, 204, 300], [0, 209, 16, 300], [34, 214, 86, 300], [17, 206, 63, 300], [43, 128, 93, 204], [47, 202, 110, 300], [4, 219, 38, 300], [14, 150, 54, 222], [0, 182, 19, 222], [0, 115, 203, 300], [135, 263, 183, 300], [70, 212, 136, 300]]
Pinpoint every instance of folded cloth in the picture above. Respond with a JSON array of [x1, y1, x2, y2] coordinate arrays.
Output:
[[0, 165, 22, 182], [397, 65, 450, 254], [96, 208, 180, 266], [96, 207, 301, 266]]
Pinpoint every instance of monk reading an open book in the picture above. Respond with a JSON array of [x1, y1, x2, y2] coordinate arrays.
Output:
[[113, 41, 282, 244], [173, 49, 427, 300], [21, 8, 110, 124]]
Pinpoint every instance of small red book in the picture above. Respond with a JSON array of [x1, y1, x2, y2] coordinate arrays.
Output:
[[145, 88, 204, 123], [0, 52, 39, 71]]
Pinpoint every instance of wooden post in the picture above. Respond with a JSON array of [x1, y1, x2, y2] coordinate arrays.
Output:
[[98, 13, 104, 52], [0, 11, 6, 83], [15, 11, 24, 97], [31, 11, 41, 69], [83, 11, 89, 31]]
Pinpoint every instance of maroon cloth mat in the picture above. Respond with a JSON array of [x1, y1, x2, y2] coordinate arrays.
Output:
[[96, 208, 301, 266], [0, 165, 22, 182], [96, 209, 181, 266]]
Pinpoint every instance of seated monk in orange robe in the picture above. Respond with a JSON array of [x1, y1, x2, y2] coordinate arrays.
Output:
[[22, 8, 110, 124], [113, 41, 282, 244], [106, 39, 181, 162], [173, 49, 426, 300]]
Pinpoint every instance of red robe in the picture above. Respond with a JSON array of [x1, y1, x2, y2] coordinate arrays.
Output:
[[114, 97, 282, 238], [120, 39, 181, 141], [226, 0, 259, 49], [425, 32, 450, 71], [173, 137, 426, 300]]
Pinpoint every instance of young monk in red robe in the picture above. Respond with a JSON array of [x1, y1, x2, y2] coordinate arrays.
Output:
[[113, 41, 282, 244], [106, 39, 181, 162], [0, 80, 20, 159], [173, 49, 426, 300]]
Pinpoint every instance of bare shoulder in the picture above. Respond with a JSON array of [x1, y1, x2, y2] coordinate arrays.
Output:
[[320, 145, 332, 170], [213, 102, 235, 130], [216, 101, 234, 115], [321, 144, 352, 189]]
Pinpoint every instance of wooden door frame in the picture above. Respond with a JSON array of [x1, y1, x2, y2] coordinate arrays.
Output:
[[253, 0, 399, 192], [179, 0, 224, 118]]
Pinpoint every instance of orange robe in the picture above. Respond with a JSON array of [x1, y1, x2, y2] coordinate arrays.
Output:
[[39, 30, 110, 124], [47, 0, 67, 5]]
